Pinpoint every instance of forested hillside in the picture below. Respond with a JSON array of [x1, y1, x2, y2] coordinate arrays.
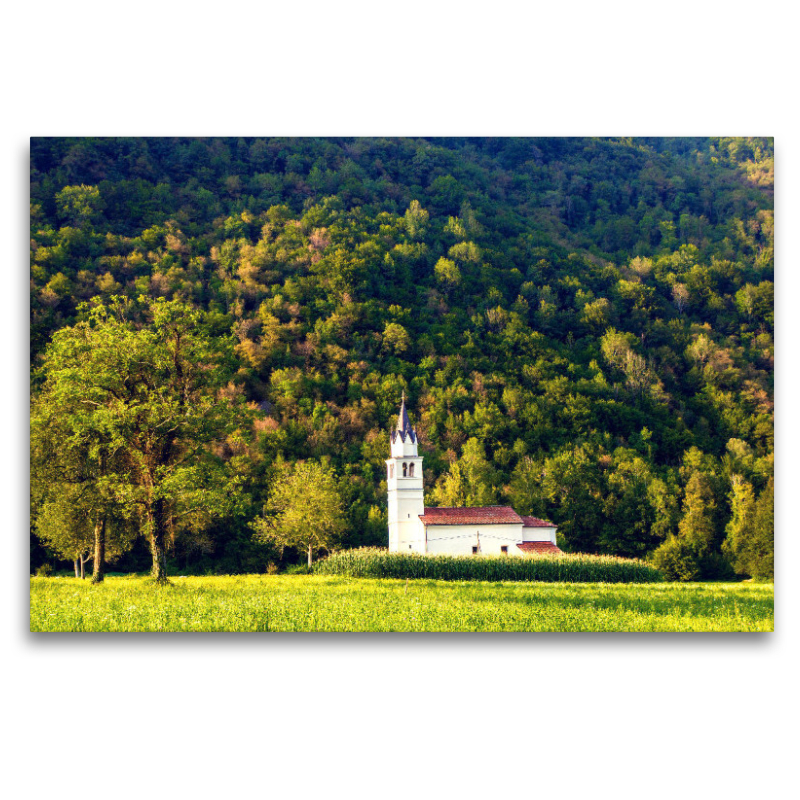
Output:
[[29, 137, 774, 579]]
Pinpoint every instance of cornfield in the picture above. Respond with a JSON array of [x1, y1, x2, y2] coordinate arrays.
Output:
[[314, 547, 664, 583]]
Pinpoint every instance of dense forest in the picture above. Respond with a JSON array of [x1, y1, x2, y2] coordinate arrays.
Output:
[[29, 137, 774, 580]]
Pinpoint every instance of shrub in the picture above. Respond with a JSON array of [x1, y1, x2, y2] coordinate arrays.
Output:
[[35, 564, 54, 577], [649, 537, 700, 582], [283, 563, 312, 575], [314, 548, 663, 583]]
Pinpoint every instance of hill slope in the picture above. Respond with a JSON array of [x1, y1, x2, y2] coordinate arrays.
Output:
[[29, 137, 774, 577]]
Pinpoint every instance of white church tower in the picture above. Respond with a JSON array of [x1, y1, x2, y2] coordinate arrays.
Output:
[[386, 394, 425, 552]]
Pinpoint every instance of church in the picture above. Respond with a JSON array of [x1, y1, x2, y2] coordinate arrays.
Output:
[[386, 397, 562, 557]]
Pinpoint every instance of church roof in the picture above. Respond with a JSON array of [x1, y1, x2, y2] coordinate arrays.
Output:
[[391, 393, 416, 443], [521, 515, 557, 528], [419, 506, 523, 526], [517, 541, 563, 555]]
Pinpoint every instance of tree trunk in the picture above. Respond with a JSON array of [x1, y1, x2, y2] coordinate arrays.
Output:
[[92, 516, 106, 584], [80, 553, 93, 579], [149, 498, 169, 585], [308, 542, 313, 570], [74, 559, 79, 579]]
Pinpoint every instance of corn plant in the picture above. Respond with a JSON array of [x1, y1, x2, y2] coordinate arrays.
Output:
[[313, 547, 664, 583]]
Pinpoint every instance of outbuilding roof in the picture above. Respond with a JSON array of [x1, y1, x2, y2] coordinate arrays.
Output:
[[517, 541, 563, 555], [520, 515, 557, 528], [419, 506, 523, 526]]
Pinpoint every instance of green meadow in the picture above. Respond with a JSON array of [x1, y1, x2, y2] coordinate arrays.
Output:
[[30, 575, 773, 633]]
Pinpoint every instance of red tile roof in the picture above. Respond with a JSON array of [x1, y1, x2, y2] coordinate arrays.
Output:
[[517, 541, 563, 555], [521, 515, 557, 528], [419, 506, 523, 526]]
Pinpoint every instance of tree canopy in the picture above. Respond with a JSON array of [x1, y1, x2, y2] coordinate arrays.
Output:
[[251, 460, 346, 568], [31, 295, 252, 582], [30, 137, 774, 579]]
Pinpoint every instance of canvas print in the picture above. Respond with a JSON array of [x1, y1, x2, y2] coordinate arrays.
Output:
[[29, 137, 774, 632]]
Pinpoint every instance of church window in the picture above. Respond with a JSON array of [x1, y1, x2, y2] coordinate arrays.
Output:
[[409, 463, 415, 477], [389, 463, 394, 479], [402, 463, 408, 477], [501, 546, 508, 554], [472, 546, 478, 555]]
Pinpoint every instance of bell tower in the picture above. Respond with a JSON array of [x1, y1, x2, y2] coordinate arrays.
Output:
[[386, 393, 425, 552]]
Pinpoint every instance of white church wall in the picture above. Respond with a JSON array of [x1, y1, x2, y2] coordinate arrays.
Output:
[[393, 518, 426, 552], [425, 524, 525, 556], [389, 496, 425, 552], [521, 526, 557, 545]]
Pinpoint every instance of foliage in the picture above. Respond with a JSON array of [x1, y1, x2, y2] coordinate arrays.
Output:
[[649, 536, 701, 582], [429, 438, 499, 507], [31, 295, 252, 583], [33, 484, 136, 578], [29, 137, 774, 575], [677, 472, 718, 558], [314, 547, 663, 583], [723, 476, 774, 579], [251, 460, 345, 567], [30, 575, 774, 632]]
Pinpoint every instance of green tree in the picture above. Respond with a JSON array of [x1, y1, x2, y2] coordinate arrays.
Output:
[[31, 296, 251, 584], [678, 471, 717, 558], [601, 455, 657, 557], [403, 200, 429, 240], [251, 460, 345, 568], [382, 322, 411, 355], [651, 469, 719, 581], [33, 485, 136, 578], [580, 297, 610, 329], [723, 476, 773, 579], [537, 446, 606, 553], [751, 477, 775, 580], [31, 343, 137, 582], [430, 438, 499, 507], [448, 241, 481, 264], [55, 184, 103, 227], [34, 486, 96, 578], [434, 257, 462, 291]]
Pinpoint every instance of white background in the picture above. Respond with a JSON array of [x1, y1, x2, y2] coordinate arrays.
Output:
[[3, 3, 796, 798]]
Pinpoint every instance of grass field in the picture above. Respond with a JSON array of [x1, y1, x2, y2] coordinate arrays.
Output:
[[29, 575, 773, 632]]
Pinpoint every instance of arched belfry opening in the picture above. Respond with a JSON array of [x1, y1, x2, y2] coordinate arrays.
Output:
[[402, 462, 408, 477]]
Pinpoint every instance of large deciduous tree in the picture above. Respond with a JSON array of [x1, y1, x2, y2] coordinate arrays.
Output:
[[31, 296, 252, 583], [723, 476, 773, 580]]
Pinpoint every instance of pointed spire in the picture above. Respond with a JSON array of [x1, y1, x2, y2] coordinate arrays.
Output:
[[394, 392, 416, 443]]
